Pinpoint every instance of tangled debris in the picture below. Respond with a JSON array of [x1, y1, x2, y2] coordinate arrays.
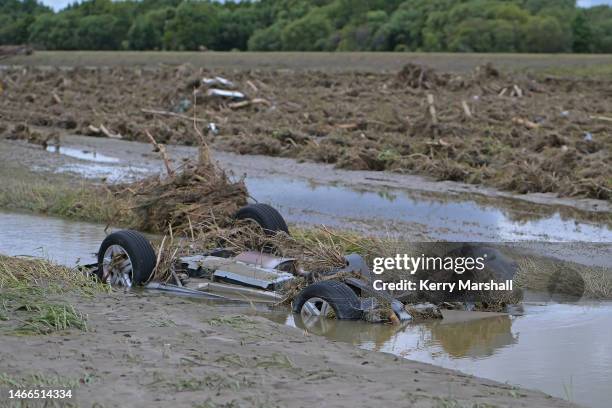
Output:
[[117, 160, 248, 234], [1, 63, 610, 200]]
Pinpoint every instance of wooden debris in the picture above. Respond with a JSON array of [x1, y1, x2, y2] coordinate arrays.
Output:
[[336, 123, 359, 130], [461, 100, 472, 118], [512, 117, 539, 129], [228, 98, 271, 110], [427, 93, 438, 125], [246, 80, 258, 92], [99, 124, 122, 139], [590, 115, 612, 123], [145, 130, 174, 176]]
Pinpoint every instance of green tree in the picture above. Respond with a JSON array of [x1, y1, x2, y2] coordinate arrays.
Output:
[[572, 12, 593, 53], [281, 12, 332, 50], [524, 16, 569, 52], [128, 8, 173, 50], [214, 7, 261, 51], [163, 1, 219, 50], [75, 14, 121, 49], [248, 22, 284, 51], [29, 13, 77, 49]]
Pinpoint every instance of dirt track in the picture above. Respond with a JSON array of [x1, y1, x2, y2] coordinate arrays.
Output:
[[0, 291, 576, 408], [1, 62, 610, 201]]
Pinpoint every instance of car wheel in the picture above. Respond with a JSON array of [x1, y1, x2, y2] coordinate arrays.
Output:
[[235, 203, 289, 235], [96, 230, 156, 288], [292, 280, 363, 320]]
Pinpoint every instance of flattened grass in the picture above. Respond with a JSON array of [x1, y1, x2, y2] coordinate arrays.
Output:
[[0, 256, 107, 335], [0, 166, 135, 226]]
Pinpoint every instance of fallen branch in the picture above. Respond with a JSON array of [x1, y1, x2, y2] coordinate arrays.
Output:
[[512, 117, 539, 130], [99, 124, 122, 139], [193, 87, 211, 165], [461, 100, 472, 118], [228, 98, 271, 110], [590, 115, 612, 123], [144, 130, 174, 176], [427, 93, 438, 125]]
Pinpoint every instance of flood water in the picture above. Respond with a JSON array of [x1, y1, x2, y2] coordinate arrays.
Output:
[[0, 210, 107, 265], [260, 302, 612, 408], [246, 177, 612, 243], [1, 210, 611, 407], [30, 139, 612, 243]]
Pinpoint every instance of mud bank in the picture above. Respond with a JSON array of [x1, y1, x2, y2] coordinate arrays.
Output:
[[0, 285, 576, 408]]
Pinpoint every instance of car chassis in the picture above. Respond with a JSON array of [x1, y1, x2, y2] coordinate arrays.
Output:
[[93, 204, 410, 324]]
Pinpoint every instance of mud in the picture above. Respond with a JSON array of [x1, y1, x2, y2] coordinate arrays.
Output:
[[1, 64, 610, 200], [0, 289, 576, 408]]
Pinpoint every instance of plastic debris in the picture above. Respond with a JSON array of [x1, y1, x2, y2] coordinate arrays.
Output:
[[206, 89, 246, 100], [203, 76, 235, 89], [208, 122, 219, 135]]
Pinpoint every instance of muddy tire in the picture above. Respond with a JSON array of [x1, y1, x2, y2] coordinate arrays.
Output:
[[97, 230, 156, 287], [235, 204, 289, 235], [292, 280, 363, 320]]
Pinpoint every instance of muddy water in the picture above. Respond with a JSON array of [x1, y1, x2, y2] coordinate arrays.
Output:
[[0, 210, 108, 265], [257, 302, 612, 408], [247, 177, 612, 243], [1, 210, 611, 407]]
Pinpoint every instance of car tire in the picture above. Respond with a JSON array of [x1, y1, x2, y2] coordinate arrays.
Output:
[[235, 203, 289, 235], [97, 230, 156, 287], [292, 280, 363, 320]]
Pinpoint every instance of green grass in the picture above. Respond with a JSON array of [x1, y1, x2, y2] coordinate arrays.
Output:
[[0, 372, 80, 389], [0, 166, 134, 226], [0, 256, 107, 335]]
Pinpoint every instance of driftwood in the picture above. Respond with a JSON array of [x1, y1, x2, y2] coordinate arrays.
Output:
[[144, 130, 174, 176], [427, 94, 438, 125], [512, 117, 539, 129], [228, 98, 271, 110], [590, 115, 612, 123], [461, 100, 472, 118]]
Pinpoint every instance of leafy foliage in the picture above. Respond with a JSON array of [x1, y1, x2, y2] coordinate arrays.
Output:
[[2, 0, 612, 52]]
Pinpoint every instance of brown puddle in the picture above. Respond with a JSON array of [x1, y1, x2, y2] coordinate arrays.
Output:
[[254, 302, 612, 408]]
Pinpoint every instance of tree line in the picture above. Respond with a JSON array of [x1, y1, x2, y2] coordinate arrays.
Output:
[[1, 0, 611, 53]]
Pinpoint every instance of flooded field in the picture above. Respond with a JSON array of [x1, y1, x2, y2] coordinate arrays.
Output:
[[0, 209, 610, 407]]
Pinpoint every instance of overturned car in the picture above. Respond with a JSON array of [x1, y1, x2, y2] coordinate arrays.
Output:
[[94, 203, 410, 324]]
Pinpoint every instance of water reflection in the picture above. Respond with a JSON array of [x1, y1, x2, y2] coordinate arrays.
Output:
[[246, 177, 612, 242], [281, 303, 612, 408], [46, 145, 120, 163]]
